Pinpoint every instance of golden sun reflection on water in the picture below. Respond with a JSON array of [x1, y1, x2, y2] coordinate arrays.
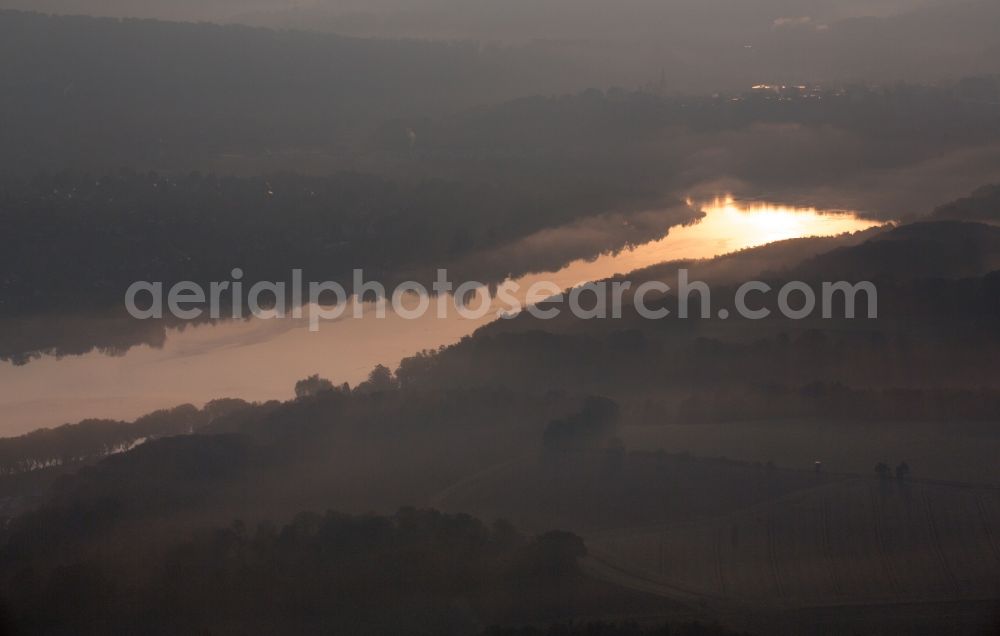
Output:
[[0, 196, 885, 435], [689, 196, 880, 255], [514, 196, 882, 293]]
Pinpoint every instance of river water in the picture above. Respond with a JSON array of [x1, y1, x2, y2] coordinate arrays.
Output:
[[0, 197, 879, 435]]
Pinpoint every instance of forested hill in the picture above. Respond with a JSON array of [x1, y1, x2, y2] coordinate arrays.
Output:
[[0, 10, 569, 175]]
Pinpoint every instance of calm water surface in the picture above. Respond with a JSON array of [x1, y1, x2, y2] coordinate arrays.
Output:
[[0, 197, 880, 435]]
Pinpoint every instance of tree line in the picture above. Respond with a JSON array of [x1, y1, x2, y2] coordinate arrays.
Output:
[[0, 399, 251, 476]]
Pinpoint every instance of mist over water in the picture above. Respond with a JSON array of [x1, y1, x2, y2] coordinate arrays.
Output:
[[3, 5, 1000, 632], [0, 198, 878, 435]]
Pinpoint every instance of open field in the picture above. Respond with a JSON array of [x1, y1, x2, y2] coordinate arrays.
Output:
[[432, 451, 837, 533], [586, 478, 1000, 607], [621, 420, 1000, 485], [432, 449, 1000, 633]]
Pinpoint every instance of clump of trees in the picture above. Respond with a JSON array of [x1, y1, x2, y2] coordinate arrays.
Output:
[[293, 374, 336, 399], [294, 367, 398, 400], [1, 508, 590, 635], [875, 461, 911, 480], [543, 396, 620, 453], [355, 364, 400, 394]]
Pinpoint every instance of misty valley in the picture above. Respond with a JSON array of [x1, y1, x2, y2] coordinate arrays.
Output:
[[1, 3, 1000, 635]]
